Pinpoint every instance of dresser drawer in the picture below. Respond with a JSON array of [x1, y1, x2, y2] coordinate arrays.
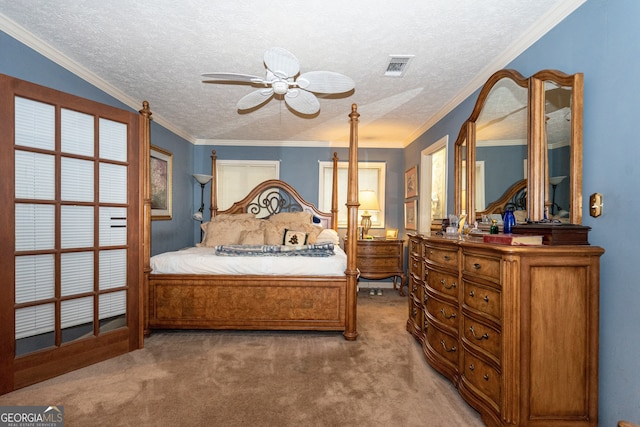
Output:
[[408, 254, 423, 277], [426, 295, 459, 331], [463, 252, 501, 284], [462, 350, 500, 409], [426, 324, 459, 368], [409, 238, 423, 257], [426, 268, 458, 299], [463, 280, 501, 321], [424, 244, 458, 269], [408, 276, 423, 301], [462, 316, 500, 360], [408, 298, 423, 333]]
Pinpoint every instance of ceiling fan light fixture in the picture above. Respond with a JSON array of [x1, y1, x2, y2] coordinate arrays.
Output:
[[272, 80, 289, 95], [203, 47, 354, 115]]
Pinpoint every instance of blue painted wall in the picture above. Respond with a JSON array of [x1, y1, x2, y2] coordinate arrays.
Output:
[[192, 145, 404, 244], [405, 0, 640, 424], [3, 0, 640, 423], [0, 30, 194, 256]]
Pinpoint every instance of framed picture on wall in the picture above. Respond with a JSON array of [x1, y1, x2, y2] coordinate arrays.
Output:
[[405, 165, 418, 199], [405, 200, 417, 230], [150, 145, 173, 220]]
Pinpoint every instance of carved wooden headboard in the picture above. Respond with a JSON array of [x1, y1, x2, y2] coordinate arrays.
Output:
[[214, 179, 335, 230], [477, 178, 527, 218]]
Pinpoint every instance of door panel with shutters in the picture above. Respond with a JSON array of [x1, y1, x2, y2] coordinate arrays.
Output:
[[0, 74, 142, 394]]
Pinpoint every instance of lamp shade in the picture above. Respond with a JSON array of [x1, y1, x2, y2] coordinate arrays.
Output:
[[193, 174, 213, 185], [549, 175, 566, 186], [359, 190, 380, 211]]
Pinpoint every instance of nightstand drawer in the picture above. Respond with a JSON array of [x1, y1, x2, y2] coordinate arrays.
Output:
[[358, 257, 401, 271], [357, 241, 401, 257]]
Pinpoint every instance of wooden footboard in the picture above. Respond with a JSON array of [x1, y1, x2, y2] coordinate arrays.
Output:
[[148, 275, 347, 332]]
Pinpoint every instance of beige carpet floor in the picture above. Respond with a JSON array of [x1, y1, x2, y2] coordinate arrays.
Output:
[[0, 289, 485, 427]]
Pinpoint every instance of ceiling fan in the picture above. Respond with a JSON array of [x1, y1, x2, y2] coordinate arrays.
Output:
[[202, 47, 355, 115]]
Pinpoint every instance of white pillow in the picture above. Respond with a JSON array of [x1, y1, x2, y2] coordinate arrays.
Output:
[[315, 229, 340, 245]]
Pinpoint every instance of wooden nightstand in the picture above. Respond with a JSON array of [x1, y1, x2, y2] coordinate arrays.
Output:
[[355, 239, 406, 295]]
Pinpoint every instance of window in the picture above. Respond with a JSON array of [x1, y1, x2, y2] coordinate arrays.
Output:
[[318, 161, 386, 228], [420, 135, 448, 232], [216, 160, 279, 211]]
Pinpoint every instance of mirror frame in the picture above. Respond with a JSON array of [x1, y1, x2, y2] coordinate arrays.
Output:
[[455, 69, 583, 225]]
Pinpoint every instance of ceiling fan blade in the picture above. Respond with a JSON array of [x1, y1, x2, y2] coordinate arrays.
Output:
[[264, 47, 300, 79], [284, 89, 320, 115], [297, 71, 355, 94], [202, 72, 265, 84], [237, 88, 274, 110]]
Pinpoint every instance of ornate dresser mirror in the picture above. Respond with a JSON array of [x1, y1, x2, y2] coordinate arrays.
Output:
[[455, 69, 584, 225]]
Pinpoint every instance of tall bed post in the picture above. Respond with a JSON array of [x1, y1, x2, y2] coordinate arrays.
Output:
[[344, 104, 360, 341], [331, 152, 339, 231], [139, 101, 152, 340], [210, 150, 218, 218]]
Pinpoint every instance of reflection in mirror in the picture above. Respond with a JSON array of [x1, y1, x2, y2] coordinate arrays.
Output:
[[475, 77, 528, 212], [544, 80, 572, 221], [531, 70, 583, 224], [454, 123, 468, 217]]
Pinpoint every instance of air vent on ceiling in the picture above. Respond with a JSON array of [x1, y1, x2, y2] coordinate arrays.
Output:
[[384, 55, 414, 77]]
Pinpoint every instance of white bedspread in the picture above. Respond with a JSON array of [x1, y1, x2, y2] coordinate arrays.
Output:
[[150, 245, 347, 276]]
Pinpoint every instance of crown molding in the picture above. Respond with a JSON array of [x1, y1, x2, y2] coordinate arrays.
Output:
[[194, 138, 405, 149], [0, 13, 196, 145]]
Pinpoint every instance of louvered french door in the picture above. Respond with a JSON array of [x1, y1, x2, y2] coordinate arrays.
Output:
[[0, 74, 142, 394]]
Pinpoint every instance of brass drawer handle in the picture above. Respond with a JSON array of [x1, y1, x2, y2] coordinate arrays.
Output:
[[440, 279, 457, 289], [443, 255, 451, 261], [440, 308, 456, 319], [473, 263, 481, 269], [469, 363, 475, 371], [484, 374, 490, 381], [469, 325, 489, 340], [469, 291, 489, 303], [440, 340, 457, 353]]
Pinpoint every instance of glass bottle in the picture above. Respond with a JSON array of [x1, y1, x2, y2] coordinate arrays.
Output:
[[503, 209, 516, 234], [489, 219, 499, 234]]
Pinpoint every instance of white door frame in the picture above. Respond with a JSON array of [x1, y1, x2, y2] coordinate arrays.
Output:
[[419, 135, 448, 234]]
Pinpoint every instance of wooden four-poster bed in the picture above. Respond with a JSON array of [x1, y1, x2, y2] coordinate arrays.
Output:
[[140, 103, 361, 340]]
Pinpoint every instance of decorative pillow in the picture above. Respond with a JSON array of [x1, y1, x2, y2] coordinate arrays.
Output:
[[263, 222, 322, 245], [239, 228, 265, 245], [201, 218, 264, 247], [299, 222, 322, 244], [199, 213, 256, 245], [268, 211, 313, 224], [316, 228, 340, 245], [283, 229, 308, 246], [264, 222, 288, 245]]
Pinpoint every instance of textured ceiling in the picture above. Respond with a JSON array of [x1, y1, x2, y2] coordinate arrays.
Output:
[[0, 1, 584, 147]]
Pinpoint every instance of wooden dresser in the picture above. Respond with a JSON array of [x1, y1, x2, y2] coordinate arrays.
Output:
[[406, 233, 604, 427], [355, 239, 406, 295]]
